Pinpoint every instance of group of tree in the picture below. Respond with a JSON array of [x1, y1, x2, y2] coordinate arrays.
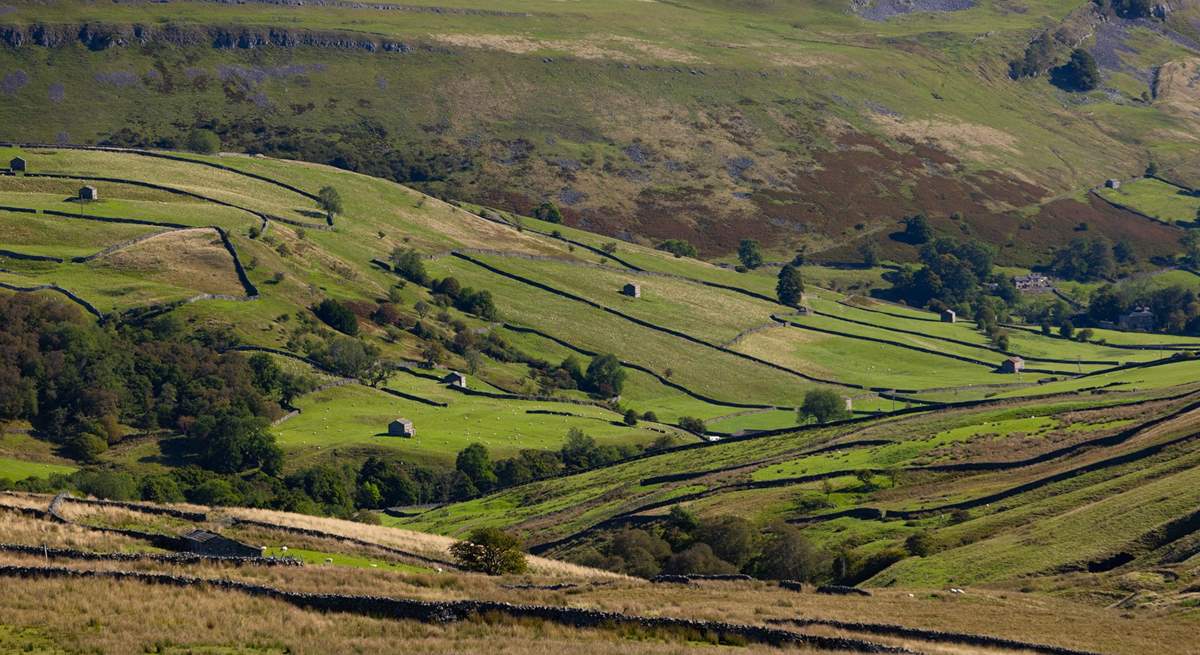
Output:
[[447, 427, 668, 496], [884, 237, 1001, 310], [1087, 283, 1200, 334], [1052, 48, 1101, 92], [430, 277, 498, 321], [0, 295, 298, 474], [574, 507, 831, 581], [1049, 236, 1122, 282], [531, 354, 626, 398]]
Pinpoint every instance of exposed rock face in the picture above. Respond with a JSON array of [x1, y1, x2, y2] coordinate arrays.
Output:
[[0, 22, 414, 53]]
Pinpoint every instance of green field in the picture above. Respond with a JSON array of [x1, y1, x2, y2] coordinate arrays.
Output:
[[1097, 177, 1200, 224]]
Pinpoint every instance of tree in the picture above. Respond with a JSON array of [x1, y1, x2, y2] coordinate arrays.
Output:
[[904, 532, 936, 557], [738, 239, 763, 269], [584, 353, 625, 397], [456, 443, 497, 492], [186, 128, 220, 154], [313, 299, 358, 335], [776, 264, 805, 307], [1055, 48, 1101, 92], [532, 201, 563, 224], [623, 409, 639, 426], [799, 389, 850, 424], [901, 214, 932, 244], [390, 247, 429, 285], [450, 527, 528, 575], [317, 186, 343, 221]]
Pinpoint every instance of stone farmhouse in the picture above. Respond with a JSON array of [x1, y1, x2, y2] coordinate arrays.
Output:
[[1119, 307, 1156, 332], [1014, 273, 1051, 292], [78, 185, 99, 201]]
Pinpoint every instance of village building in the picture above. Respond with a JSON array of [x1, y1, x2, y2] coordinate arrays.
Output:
[[388, 417, 415, 437], [622, 282, 641, 298], [1104, 179, 1121, 189], [78, 185, 99, 201], [1119, 306, 1156, 332], [999, 356, 1025, 374], [443, 371, 467, 388], [9, 156, 26, 172], [941, 308, 956, 323], [181, 529, 262, 558], [1013, 273, 1051, 292]]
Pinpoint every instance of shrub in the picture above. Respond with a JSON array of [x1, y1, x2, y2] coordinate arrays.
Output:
[[623, 409, 639, 426], [450, 527, 528, 575], [656, 239, 698, 258], [904, 532, 937, 557], [532, 201, 563, 224]]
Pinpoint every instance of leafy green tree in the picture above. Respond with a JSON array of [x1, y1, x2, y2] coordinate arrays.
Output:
[[623, 409, 639, 426], [456, 443, 497, 492], [776, 264, 805, 307], [317, 186, 343, 220], [695, 516, 758, 568], [738, 239, 764, 269], [584, 353, 625, 397], [678, 416, 706, 435], [1181, 232, 1200, 269], [186, 128, 220, 154], [905, 532, 937, 557], [799, 389, 851, 424], [450, 527, 528, 575]]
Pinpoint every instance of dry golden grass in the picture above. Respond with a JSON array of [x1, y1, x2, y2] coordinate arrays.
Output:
[[0, 575, 809, 655], [869, 113, 1019, 164], [222, 507, 623, 580], [0, 512, 144, 551], [90, 228, 246, 295]]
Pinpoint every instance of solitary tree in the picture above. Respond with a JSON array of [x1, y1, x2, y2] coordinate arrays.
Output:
[[450, 527, 528, 575], [798, 389, 851, 424], [738, 239, 764, 269], [777, 264, 805, 307], [317, 186, 343, 221], [902, 214, 932, 244]]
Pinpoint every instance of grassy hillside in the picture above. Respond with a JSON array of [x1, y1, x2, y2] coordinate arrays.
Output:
[[2, 0, 1199, 262], [2, 146, 1200, 652]]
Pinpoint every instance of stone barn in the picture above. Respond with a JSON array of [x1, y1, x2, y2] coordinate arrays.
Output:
[[941, 309, 956, 323], [1104, 179, 1121, 189], [389, 417, 415, 437], [622, 282, 641, 298], [9, 157, 26, 172], [999, 356, 1025, 374], [78, 185, 99, 201], [443, 371, 467, 388], [181, 529, 262, 558]]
